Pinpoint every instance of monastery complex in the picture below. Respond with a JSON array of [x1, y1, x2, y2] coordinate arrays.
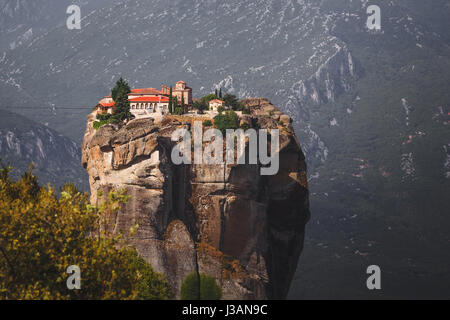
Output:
[[96, 80, 230, 122]]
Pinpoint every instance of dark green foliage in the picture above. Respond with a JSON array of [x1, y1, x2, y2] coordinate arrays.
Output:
[[111, 77, 132, 122], [201, 93, 219, 104], [223, 94, 244, 111], [174, 107, 184, 115], [213, 110, 239, 134], [112, 93, 132, 123], [173, 97, 184, 115], [219, 88, 222, 98], [192, 100, 208, 113], [181, 94, 185, 112], [180, 272, 200, 300], [96, 113, 111, 122], [168, 86, 173, 114], [111, 77, 130, 101], [199, 274, 222, 300], [203, 120, 212, 127], [180, 272, 222, 300], [93, 119, 111, 130], [240, 123, 250, 131], [94, 113, 113, 130]]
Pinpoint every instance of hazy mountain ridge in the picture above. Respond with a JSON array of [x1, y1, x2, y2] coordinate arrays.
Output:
[[0, 110, 88, 190]]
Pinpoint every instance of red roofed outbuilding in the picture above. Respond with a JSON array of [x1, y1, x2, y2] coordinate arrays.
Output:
[[209, 99, 225, 111]]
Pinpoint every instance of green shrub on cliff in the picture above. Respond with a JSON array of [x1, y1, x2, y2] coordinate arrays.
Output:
[[180, 272, 222, 300], [174, 106, 184, 115], [203, 120, 212, 127], [201, 93, 219, 104], [180, 272, 200, 300], [199, 274, 222, 300], [213, 110, 239, 134], [0, 164, 170, 300], [93, 113, 113, 130], [223, 93, 244, 111], [193, 100, 209, 113]]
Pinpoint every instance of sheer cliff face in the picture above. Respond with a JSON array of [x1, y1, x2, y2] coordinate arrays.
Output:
[[81, 99, 310, 299]]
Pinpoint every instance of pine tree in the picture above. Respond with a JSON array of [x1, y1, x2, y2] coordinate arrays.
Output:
[[111, 77, 132, 122], [113, 93, 132, 122], [169, 86, 173, 114], [173, 96, 177, 114], [111, 77, 130, 101], [215, 89, 218, 97], [181, 94, 185, 113], [219, 88, 222, 98]]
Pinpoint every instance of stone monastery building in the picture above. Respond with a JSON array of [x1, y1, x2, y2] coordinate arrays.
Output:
[[96, 80, 192, 119]]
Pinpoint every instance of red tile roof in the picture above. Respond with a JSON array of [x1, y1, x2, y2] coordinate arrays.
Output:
[[129, 88, 164, 95], [100, 102, 115, 107], [209, 99, 225, 104]]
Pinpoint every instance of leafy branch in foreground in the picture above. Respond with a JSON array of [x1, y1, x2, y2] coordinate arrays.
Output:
[[0, 165, 170, 300]]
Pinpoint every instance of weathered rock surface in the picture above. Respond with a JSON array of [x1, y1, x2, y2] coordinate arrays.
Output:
[[82, 98, 310, 299]]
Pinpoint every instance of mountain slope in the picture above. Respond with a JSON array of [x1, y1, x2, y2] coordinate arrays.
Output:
[[0, 0, 352, 143], [0, 0, 449, 298], [0, 110, 88, 190], [286, 0, 450, 299], [0, 0, 117, 51]]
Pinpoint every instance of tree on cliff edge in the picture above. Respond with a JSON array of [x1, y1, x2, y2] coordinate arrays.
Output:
[[168, 86, 173, 114], [181, 94, 185, 113], [111, 77, 132, 122], [111, 77, 130, 101]]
